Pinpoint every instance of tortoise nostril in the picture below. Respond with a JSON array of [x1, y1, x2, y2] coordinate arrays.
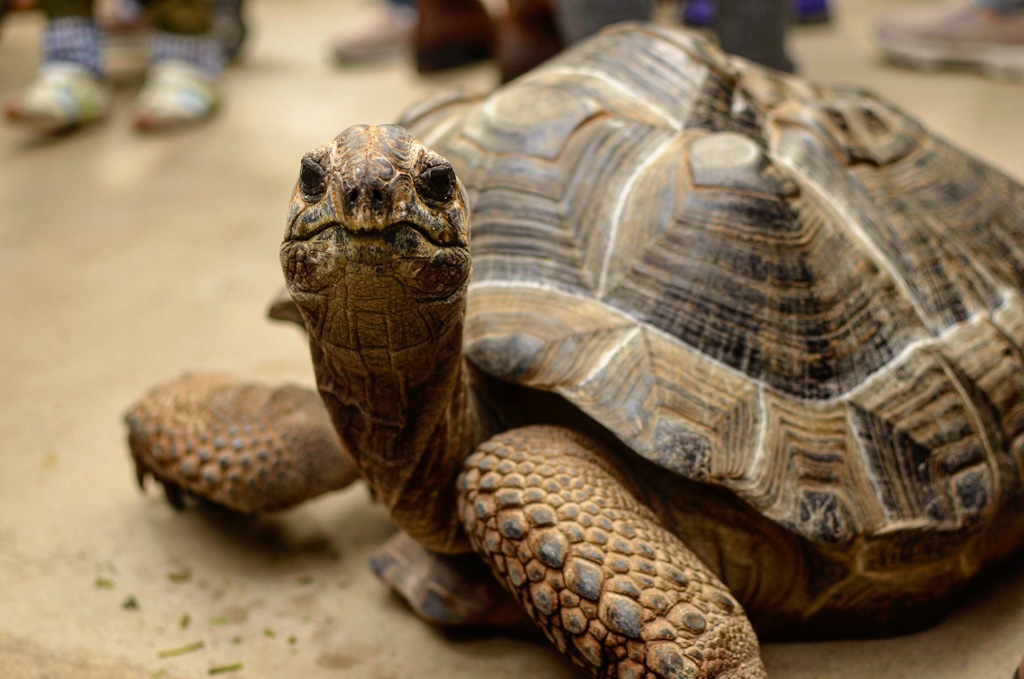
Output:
[[345, 187, 388, 212]]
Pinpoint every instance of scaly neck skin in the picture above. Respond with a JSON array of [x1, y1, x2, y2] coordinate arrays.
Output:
[[306, 296, 488, 554], [283, 124, 483, 554]]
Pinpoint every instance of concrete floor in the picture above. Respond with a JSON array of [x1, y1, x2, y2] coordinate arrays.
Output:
[[1, 1, 1023, 677]]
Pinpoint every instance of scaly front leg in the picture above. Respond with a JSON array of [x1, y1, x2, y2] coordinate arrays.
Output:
[[126, 373, 358, 513], [458, 425, 765, 679]]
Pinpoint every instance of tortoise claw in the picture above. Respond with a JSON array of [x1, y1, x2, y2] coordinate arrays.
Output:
[[161, 482, 187, 511], [370, 532, 534, 634], [133, 454, 193, 511]]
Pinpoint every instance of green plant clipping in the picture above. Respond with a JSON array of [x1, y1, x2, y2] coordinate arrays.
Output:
[[208, 662, 244, 675], [157, 641, 205, 658]]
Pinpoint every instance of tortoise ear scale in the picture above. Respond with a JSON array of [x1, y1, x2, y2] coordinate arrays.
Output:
[[300, 157, 327, 202]]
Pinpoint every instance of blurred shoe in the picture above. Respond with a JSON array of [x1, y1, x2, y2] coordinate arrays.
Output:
[[494, 0, 562, 82], [681, 0, 715, 26], [681, 0, 830, 26], [2, 0, 36, 14], [875, 0, 1024, 79], [332, 2, 416, 64], [792, 0, 829, 24], [415, 0, 492, 72], [5, 62, 111, 133], [135, 59, 219, 131]]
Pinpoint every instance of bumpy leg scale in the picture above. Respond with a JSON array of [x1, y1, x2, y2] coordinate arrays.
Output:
[[458, 425, 766, 679], [125, 373, 357, 513]]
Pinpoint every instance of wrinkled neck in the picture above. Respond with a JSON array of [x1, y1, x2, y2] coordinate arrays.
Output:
[[308, 317, 487, 553]]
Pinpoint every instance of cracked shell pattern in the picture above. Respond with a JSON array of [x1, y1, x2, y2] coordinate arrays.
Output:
[[458, 425, 765, 679]]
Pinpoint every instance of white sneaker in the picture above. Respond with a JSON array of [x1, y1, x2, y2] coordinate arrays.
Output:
[[135, 59, 219, 131], [875, 0, 1024, 79], [5, 62, 111, 133]]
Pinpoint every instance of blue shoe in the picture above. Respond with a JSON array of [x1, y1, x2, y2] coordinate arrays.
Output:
[[681, 0, 830, 27], [792, 0, 830, 24], [682, 0, 716, 27]]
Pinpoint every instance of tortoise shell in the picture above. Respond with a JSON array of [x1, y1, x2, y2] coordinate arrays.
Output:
[[400, 25, 1024, 570]]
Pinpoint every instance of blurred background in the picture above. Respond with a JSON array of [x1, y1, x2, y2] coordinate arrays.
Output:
[[1, 1, 1023, 677]]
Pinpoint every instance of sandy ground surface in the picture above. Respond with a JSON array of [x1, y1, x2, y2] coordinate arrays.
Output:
[[1, 0, 1022, 677]]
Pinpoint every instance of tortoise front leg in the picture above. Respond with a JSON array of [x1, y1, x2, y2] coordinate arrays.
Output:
[[458, 425, 765, 679], [125, 373, 358, 513]]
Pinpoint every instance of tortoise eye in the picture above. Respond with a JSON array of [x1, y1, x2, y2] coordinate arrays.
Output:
[[299, 157, 327, 202], [418, 164, 456, 203]]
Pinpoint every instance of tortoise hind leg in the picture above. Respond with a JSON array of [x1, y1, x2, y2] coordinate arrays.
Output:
[[125, 373, 358, 514], [457, 425, 765, 679]]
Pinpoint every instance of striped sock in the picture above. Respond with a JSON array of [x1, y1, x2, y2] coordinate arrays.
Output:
[[43, 17, 104, 76], [151, 32, 225, 79]]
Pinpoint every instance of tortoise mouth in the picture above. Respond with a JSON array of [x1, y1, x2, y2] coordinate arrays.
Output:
[[288, 218, 451, 247], [287, 217, 470, 277], [290, 219, 434, 242]]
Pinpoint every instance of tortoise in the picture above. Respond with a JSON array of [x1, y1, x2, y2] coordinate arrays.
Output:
[[125, 23, 1024, 679]]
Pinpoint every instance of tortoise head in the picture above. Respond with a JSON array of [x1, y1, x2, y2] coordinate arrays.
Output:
[[281, 124, 472, 352], [279, 126, 482, 551]]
